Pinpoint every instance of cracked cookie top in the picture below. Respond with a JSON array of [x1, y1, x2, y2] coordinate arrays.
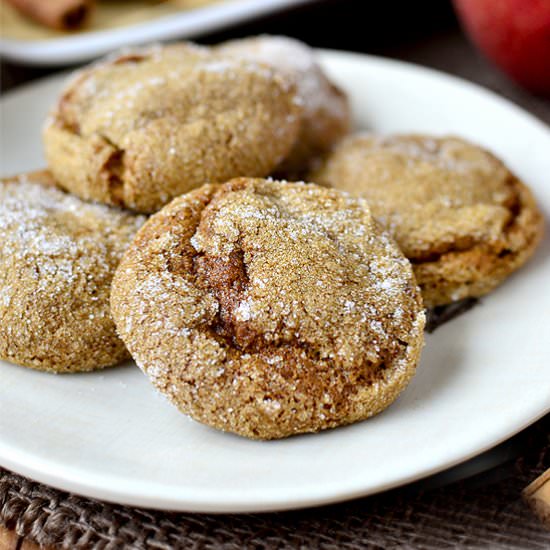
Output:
[[0, 171, 146, 372], [111, 178, 425, 439], [311, 134, 544, 306], [43, 43, 302, 213]]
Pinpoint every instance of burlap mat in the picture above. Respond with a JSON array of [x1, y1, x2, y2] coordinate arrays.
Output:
[[1, 413, 548, 549]]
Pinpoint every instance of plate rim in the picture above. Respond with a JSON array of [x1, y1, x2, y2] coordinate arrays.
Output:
[[0, 407, 548, 513], [0, 49, 549, 513]]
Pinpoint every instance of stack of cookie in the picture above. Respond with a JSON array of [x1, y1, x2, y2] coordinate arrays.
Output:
[[1, 36, 543, 440]]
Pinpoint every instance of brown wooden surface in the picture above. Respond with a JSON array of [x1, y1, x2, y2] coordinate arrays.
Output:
[[0, 525, 43, 550], [525, 468, 550, 527]]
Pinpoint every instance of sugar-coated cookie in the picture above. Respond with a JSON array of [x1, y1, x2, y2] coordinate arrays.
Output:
[[0, 171, 145, 373], [111, 178, 425, 439], [311, 134, 544, 307], [44, 43, 302, 213], [218, 35, 351, 175]]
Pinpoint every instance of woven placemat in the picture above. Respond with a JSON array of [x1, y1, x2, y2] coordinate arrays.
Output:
[[1, 414, 549, 549]]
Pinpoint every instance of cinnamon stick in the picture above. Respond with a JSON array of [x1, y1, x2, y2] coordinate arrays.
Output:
[[523, 468, 550, 527], [6, 0, 95, 31]]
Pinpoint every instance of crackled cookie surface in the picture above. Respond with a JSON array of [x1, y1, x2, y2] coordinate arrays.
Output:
[[0, 171, 145, 373], [44, 43, 302, 213], [311, 134, 544, 307], [218, 35, 351, 175], [111, 178, 425, 439]]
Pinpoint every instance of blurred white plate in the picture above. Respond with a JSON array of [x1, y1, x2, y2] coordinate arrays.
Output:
[[0, 0, 312, 65], [0, 51, 549, 513]]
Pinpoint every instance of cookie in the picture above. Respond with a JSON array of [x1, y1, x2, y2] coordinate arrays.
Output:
[[0, 171, 145, 373], [43, 43, 302, 214], [311, 134, 544, 307], [217, 35, 351, 175], [111, 178, 425, 439]]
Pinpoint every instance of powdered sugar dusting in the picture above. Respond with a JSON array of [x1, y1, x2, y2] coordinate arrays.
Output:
[[0, 177, 145, 290], [0, 174, 146, 371], [0, 177, 145, 299], [187, 180, 421, 367], [219, 35, 347, 119], [112, 179, 425, 438]]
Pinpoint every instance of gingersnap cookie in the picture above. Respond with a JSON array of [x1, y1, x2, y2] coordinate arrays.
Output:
[[111, 178, 425, 439], [0, 171, 146, 373], [311, 134, 544, 307], [217, 35, 351, 175], [43, 43, 302, 214]]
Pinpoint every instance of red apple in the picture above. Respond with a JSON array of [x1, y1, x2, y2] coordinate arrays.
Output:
[[453, 0, 550, 95]]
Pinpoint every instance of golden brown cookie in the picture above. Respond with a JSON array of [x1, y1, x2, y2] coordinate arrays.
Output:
[[311, 134, 544, 307], [43, 43, 302, 214], [217, 35, 351, 175], [111, 178, 425, 439], [0, 171, 145, 373]]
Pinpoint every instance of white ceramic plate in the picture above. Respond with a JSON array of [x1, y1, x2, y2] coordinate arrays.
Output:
[[1, 51, 549, 513], [0, 0, 312, 65]]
